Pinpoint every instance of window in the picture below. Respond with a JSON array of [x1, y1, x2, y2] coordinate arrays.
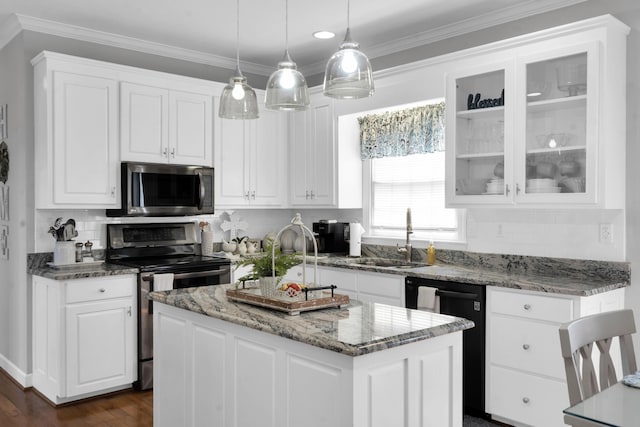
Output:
[[358, 100, 464, 243], [367, 152, 464, 241]]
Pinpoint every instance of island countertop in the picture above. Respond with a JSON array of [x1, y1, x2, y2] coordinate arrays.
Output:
[[149, 284, 474, 357]]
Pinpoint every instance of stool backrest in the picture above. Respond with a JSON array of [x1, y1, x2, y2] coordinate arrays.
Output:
[[559, 309, 637, 406]]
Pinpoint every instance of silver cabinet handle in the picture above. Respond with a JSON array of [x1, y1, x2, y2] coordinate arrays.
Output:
[[310, 190, 315, 199], [522, 344, 530, 350], [305, 190, 310, 200], [522, 397, 530, 404], [110, 186, 116, 198], [162, 147, 168, 158], [505, 184, 510, 195], [524, 304, 531, 310], [244, 191, 250, 200], [127, 306, 132, 316], [516, 183, 521, 195], [251, 191, 256, 200], [99, 288, 106, 293], [171, 148, 175, 159]]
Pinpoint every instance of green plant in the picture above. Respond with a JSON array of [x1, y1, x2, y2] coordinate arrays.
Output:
[[236, 242, 301, 280]]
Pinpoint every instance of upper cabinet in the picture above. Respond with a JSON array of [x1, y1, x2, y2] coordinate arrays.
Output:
[[214, 95, 287, 208], [445, 16, 629, 209], [33, 53, 120, 209], [120, 82, 213, 167], [289, 92, 362, 208]]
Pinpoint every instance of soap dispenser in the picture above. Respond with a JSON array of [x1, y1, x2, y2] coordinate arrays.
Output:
[[426, 241, 436, 266]]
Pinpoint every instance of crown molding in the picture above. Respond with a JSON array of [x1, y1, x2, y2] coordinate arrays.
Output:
[[3, 0, 588, 77], [299, 0, 589, 76], [10, 14, 272, 76]]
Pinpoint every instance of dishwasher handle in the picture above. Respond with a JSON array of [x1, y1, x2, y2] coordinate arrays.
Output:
[[434, 289, 478, 300]]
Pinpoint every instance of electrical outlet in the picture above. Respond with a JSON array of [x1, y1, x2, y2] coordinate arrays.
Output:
[[599, 223, 613, 244]]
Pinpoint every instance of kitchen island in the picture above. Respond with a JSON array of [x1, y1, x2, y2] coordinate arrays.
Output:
[[149, 284, 474, 427]]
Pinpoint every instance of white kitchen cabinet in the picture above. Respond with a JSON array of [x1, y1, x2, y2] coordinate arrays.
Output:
[[214, 96, 287, 208], [33, 52, 120, 208], [296, 265, 404, 307], [445, 16, 628, 209], [486, 286, 625, 427], [120, 82, 213, 166], [289, 92, 362, 208], [32, 274, 137, 405]]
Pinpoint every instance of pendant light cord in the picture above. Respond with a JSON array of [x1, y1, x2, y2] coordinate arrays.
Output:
[[235, 0, 240, 68], [285, 0, 289, 51], [347, 0, 350, 29]]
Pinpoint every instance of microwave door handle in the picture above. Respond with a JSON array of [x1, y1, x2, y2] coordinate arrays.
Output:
[[197, 171, 205, 210]]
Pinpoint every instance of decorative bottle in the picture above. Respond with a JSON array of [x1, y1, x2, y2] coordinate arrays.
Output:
[[426, 241, 436, 266]]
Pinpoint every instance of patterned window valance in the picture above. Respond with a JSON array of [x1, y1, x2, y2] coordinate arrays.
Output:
[[358, 102, 445, 160]]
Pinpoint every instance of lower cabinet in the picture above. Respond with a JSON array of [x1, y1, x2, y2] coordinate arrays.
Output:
[[486, 287, 625, 426], [285, 265, 405, 307], [32, 274, 137, 404]]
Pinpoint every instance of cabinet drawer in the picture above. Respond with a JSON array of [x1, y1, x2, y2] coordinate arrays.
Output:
[[321, 267, 357, 292], [66, 276, 134, 304], [490, 316, 565, 379], [356, 271, 403, 298], [490, 366, 568, 427], [490, 289, 573, 322]]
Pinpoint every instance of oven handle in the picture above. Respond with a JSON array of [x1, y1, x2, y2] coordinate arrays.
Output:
[[142, 268, 230, 282]]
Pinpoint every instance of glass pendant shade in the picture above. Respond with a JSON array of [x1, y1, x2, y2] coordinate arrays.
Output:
[[218, 0, 259, 120], [265, 49, 309, 111], [219, 66, 259, 119], [323, 28, 374, 99]]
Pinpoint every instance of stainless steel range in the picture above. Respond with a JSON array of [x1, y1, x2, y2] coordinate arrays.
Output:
[[106, 222, 231, 390]]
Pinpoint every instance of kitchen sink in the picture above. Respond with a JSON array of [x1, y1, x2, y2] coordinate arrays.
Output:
[[347, 258, 427, 269]]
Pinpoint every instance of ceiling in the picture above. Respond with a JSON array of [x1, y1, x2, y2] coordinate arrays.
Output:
[[0, 0, 586, 76]]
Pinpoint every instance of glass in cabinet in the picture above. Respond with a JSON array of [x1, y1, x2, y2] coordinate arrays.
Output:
[[448, 65, 511, 202], [518, 43, 597, 203]]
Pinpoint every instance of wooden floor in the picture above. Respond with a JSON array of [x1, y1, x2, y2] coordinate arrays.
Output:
[[0, 370, 152, 427]]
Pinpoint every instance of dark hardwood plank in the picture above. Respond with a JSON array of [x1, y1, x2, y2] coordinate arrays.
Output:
[[0, 369, 152, 427]]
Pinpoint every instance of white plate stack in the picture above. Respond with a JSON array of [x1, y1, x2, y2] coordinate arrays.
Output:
[[485, 178, 504, 195], [526, 178, 561, 193]]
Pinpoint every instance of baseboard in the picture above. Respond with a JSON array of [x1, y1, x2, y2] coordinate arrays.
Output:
[[0, 353, 32, 388]]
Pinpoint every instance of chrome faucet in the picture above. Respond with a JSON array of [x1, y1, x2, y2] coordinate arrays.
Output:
[[397, 208, 413, 262]]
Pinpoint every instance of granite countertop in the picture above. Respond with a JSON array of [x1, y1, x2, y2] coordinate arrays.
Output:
[[305, 255, 629, 297], [149, 284, 474, 357], [29, 261, 139, 280]]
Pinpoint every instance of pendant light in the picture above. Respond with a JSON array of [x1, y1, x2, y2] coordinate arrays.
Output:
[[219, 0, 259, 119], [265, 0, 309, 111], [323, 0, 374, 99]]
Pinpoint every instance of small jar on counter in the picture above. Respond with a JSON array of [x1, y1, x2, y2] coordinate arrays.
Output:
[[75, 242, 84, 262]]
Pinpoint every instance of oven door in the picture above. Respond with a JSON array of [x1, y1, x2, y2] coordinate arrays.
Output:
[[137, 264, 230, 390]]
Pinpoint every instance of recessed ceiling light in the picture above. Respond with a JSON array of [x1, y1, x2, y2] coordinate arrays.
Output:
[[313, 31, 335, 40]]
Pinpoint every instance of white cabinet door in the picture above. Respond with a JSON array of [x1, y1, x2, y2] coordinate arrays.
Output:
[[214, 97, 286, 208], [51, 71, 119, 206], [289, 95, 335, 206], [120, 82, 169, 163], [65, 298, 135, 397], [121, 83, 212, 166], [170, 90, 213, 166]]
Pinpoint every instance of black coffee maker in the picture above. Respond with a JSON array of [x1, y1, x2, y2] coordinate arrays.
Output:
[[312, 221, 349, 254]]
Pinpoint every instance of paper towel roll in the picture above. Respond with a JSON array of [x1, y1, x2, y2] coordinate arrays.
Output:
[[349, 222, 365, 257]]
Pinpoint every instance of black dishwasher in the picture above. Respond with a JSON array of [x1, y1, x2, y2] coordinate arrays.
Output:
[[405, 277, 486, 417]]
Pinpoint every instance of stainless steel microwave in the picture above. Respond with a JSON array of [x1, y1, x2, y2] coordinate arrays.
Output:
[[107, 163, 214, 217]]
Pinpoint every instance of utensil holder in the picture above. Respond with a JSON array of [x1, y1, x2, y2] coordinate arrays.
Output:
[[53, 241, 76, 265]]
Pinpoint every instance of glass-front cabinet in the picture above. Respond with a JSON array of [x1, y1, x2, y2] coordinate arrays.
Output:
[[445, 16, 628, 209], [517, 43, 597, 204], [446, 63, 513, 204]]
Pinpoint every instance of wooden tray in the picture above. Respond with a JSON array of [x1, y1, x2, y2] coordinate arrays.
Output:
[[226, 287, 349, 316]]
